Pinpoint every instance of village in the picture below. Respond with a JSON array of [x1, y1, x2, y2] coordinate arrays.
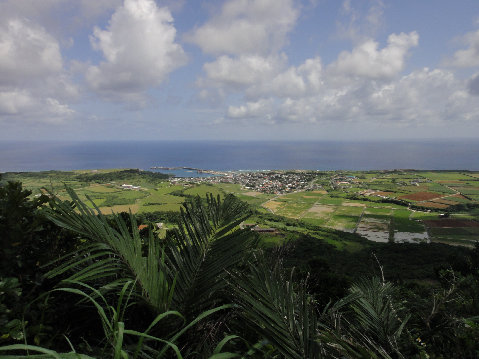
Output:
[[169, 170, 321, 194]]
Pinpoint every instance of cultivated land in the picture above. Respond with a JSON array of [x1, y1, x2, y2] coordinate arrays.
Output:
[[2, 168, 478, 247]]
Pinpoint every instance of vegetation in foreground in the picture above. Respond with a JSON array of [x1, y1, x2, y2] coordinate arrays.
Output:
[[0, 173, 478, 358]]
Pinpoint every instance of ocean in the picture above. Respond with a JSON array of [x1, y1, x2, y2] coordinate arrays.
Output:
[[0, 140, 478, 173]]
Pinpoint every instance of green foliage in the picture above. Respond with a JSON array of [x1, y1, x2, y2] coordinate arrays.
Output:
[[0, 278, 24, 342], [165, 194, 256, 316], [32, 188, 257, 357], [0, 181, 82, 348], [75, 169, 169, 183], [51, 280, 233, 358], [44, 188, 178, 313], [0, 181, 49, 277], [347, 277, 410, 356], [230, 256, 323, 359]]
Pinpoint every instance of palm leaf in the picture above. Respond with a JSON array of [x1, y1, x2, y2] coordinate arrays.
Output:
[[44, 187, 174, 312], [164, 193, 256, 315], [44, 189, 254, 317], [229, 256, 323, 359], [318, 276, 410, 359]]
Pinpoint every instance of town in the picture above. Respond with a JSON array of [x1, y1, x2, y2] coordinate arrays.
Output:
[[169, 170, 321, 194]]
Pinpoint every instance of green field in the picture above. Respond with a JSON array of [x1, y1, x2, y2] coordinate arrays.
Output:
[[2, 169, 478, 247]]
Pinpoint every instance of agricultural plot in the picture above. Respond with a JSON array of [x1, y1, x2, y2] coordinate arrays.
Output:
[[427, 183, 456, 194], [391, 209, 429, 243], [302, 204, 363, 231], [364, 207, 393, 216], [3, 169, 478, 247], [454, 187, 479, 196], [356, 208, 428, 244], [263, 192, 364, 232], [356, 217, 390, 243], [138, 188, 184, 213], [215, 183, 275, 206], [443, 194, 472, 204], [302, 205, 335, 226], [419, 202, 449, 209], [53, 180, 188, 214], [399, 192, 442, 201], [262, 186, 438, 237], [416, 172, 473, 181], [183, 184, 223, 198], [262, 192, 323, 218], [424, 219, 479, 246], [272, 200, 312, 218], [328, 206, 363, 231]]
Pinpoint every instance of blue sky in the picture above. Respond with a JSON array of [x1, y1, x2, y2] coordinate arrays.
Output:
[[1, 0, 479, 141]]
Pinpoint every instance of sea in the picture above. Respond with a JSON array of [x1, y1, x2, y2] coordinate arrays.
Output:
[[0, 140, 478, 175]]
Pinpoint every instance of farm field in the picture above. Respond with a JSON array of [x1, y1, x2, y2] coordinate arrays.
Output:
[[264, 170, 479, 246], [2, 168, 478, 247]]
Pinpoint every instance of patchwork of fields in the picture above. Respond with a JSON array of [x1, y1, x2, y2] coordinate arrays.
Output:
[[2, 169, 478, 247], [261, 191, 430, 243], [260, 170, 479, 246]]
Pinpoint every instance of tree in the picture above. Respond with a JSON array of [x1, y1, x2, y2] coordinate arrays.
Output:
[[0, 181, 49, 278], [39, 188, 256, 356]]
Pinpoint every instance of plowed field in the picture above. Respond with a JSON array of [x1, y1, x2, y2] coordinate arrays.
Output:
[[399, 192, 441, 201]]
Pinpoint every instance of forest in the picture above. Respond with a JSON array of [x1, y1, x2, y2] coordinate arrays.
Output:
[[1, 174, 479, 358]]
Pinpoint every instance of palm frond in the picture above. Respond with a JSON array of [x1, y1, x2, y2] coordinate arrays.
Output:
[[165, 193, 256, 315], [44, 189, 254, 317], [229, 255, 323, 359], [44, 187, 174, 312], [318, 276, 410, 359], [349, 277, 410, 354]]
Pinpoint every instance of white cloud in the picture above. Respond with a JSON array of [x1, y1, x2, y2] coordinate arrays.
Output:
[[85, 0, 187, 101], [186, 0, 298, 56], [447, 29, 479, 68], [199, 53, 323, 100], [365, 68, 458, 122], [0, 89, 74, 123], [0, 90, 35, 116], [225, 64, 479, 127], [247, 57, 323, 98], [227, 98, 274, 119], [201, 55, 286, 90], [0, 19, 63, 85], [0, 18, 75, 122], [329, 32, 419, 79], [199, 31, 418, 115], [189, 2, 477, 132]]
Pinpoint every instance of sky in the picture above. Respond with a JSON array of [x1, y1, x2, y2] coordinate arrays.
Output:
[[1, 0, 479, 141]]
